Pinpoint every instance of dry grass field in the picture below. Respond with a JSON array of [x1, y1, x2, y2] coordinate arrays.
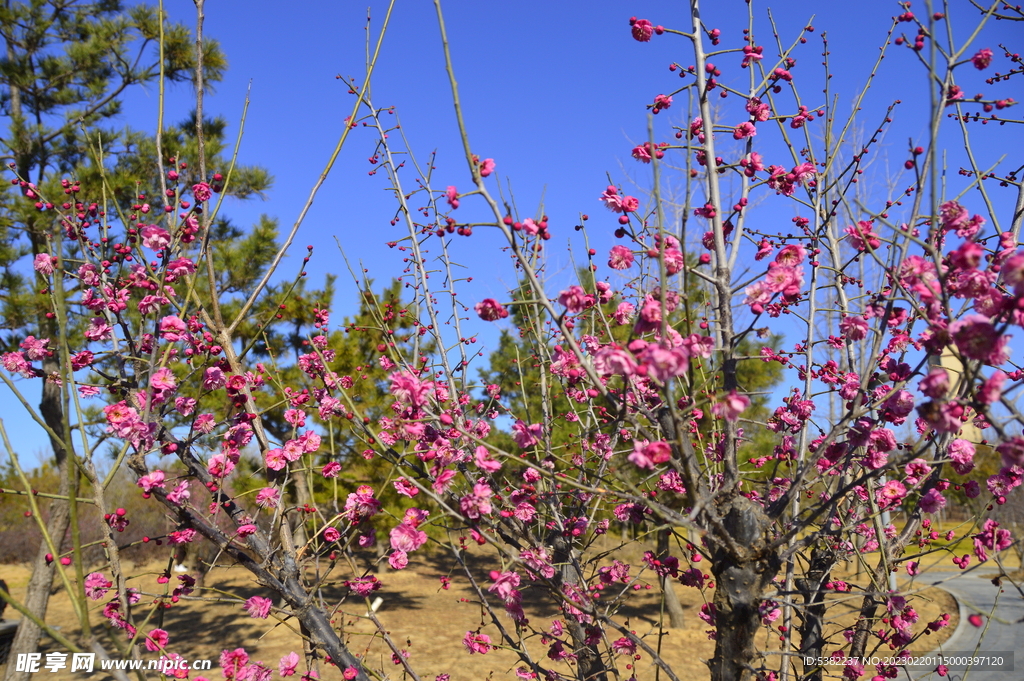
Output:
[[0, 542, 964, 681]]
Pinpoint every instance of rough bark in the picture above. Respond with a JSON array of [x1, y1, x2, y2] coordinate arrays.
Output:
[[658, 529, 686, 628], [127, 451, 374, 681], [707, 495, 780, 681], [5, 355, 71, 681], [551, 536, 607, 681], [795, 548, 834, 681]]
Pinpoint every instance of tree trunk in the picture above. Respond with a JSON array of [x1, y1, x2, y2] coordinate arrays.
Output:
[[707, 496, 780, 681], [795, 548, 834, 681], [5, 356, 71, 681], [551, 536, 607, 681], [658, 529, 686, 628]]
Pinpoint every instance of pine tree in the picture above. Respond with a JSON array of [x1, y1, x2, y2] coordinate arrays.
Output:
[[0, 3, 225, 673]]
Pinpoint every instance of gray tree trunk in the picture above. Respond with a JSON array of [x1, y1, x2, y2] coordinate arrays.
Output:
[[5, 354, 71, 681], [657, 529, 686, 628], [707, 496, 780, 681]]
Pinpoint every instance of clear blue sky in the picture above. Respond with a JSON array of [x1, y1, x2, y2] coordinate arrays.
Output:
[[4, 0, 1022, 463]]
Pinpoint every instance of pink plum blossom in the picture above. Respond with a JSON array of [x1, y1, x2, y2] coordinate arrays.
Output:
[[475, 298, 508, 321], [463, 631, 492, 654], [972, 47, 993, 69], [918, 488, 947, 514], [144, 628, 169, 652], [630, 18, 654, 42], [608, 245, 634, 269], [33, 253, 56, 275], [140, 225, 171, 250], [279, 652, 299, 677], [244, 596, 273, 619], [713, 391, 750, 422]]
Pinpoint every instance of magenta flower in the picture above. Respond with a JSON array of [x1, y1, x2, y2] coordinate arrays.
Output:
[[460, 483, 494, 520], [637, 342, 688, 382], [599, 186, 638, 214], [876, 480, 906, 510], [488, 571, 521, 601], [150, 367, 176, 392], [389, 370, 434, 407], [1, 351, 34, 378], [137, 470, 166, 493], [611, 637, 636, 655], [473, 446, 501, 473], [839, 315, 868, 341], [33, 253, 56, 275], [393, 477, 419, 497], [845, 221, 881, 251], [479, 158, 495, 177], [613, 301, 635, 325], [474, 298, 508, 321], [630, 17, 654, 42], [903, 458, 932, 486], [698, 602, 717, 625], [919, 367, 950, 398], [918, 488, 946, 514], [445, 185, 459, 209], [207, 454, 234, 478], [463, 631, 492, 655], [388, 549, 409, 570], [84, 317, 113, 341], [255, 488, 280, 508], [632, 143, 652, 163], [733, 122, 757, 139], [192, 182, 212, 202], [165, 481, 191, 506], [977, 371, 1006, 405], [220, 649, 250, 677], [244, 596, 273, 619], [948, 439, 976, 475], [202, 366, 226, 390], [558, 285, 593, 313], [390, 523, 427, 553], [746, 97, 771, 120], [713, 391, 750, 422], [16, 339, 47, 362], [264, 448, 287, 471], [144, 628, 169, 652], [628, 440, 671, 469], [950, 315, 1008, 364], [139, 224, 171, 251], [973, 519, 1013, 562], [348, 576, 381, 597], [608, 244, 634, 270], [520, 547, 556, 579], [512, 421, 543, 448], [593, 346, 638, 376], [84, 572, 112, 600], [972, 47, 993, 69], [279, 652, 299, 677], [343, 485, 381, 523], [996, 437, 1024, 469]]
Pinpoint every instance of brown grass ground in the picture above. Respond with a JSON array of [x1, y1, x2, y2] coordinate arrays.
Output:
[[0, 544, 964, 681]]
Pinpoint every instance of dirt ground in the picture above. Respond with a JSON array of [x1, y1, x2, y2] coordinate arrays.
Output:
[[0, 545, 964, 681]]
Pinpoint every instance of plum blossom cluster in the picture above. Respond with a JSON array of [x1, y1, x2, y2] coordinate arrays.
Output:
[[3, 5, 1022, 681]]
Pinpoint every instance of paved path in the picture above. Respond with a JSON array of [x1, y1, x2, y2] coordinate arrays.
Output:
[[901, 571, 1024, 681]]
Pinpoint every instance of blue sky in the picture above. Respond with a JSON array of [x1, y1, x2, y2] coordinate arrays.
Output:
[[4, 0, 1022, 463], [123, 0, 1018, 296]]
